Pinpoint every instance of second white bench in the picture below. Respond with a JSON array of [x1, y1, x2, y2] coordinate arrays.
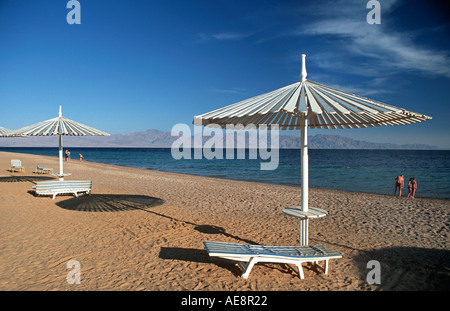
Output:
[[33, 180, 92, 200]]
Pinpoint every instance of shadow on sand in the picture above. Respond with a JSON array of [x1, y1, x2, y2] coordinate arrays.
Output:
[[354, 246, 450, 290], [56, 193, 261, 276], [0, 175, 56, 183], [56, 194, 165, 212], [56, 193, 256, 242], [156, 219, 259, 275], [159, 246, 245, 277], [57, 194, 258, 244]]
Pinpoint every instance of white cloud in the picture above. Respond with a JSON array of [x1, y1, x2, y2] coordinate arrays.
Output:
[[196, 32, 252, 42], [209, 87, 246, 94], [298, 1, 450, 79]]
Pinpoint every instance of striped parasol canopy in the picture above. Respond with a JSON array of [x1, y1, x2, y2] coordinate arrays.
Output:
[[8, 107, 110, 137], [0, 126, 11, 136], [194, 56, 431, 130], [194, 54, 432, 245], [8, 106, 110, 180]]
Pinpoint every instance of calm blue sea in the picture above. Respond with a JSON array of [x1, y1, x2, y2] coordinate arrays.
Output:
[[1, 147, 449, 199]]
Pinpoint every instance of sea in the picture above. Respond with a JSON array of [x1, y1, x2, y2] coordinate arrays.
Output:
[[1, 147, 449, 199]]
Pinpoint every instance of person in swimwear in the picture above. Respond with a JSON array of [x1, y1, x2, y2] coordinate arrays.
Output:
[[407, 178, 413, 198], [394, 175, 404, 197], [410, 177, 417, 199]]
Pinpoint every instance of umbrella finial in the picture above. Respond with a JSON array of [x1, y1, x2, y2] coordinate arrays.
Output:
[[301, 54, 307, 82], [59, 106, 62, 117]]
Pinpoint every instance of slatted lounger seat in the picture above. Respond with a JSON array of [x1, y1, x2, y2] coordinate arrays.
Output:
[[32, 180, 92, 200], [204, 241, 342, 279], [34, 166, 54, 174]]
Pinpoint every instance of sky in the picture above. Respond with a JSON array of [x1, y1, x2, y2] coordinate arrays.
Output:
[[1, 0, 449, 148]]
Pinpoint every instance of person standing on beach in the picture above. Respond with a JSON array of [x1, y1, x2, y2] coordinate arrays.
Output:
[[410, 177, 417, 199], [407, 178, 413, 198], [394, 175, 404, 197], [65, 149, 71, 162], [79, 153, 84, 161]]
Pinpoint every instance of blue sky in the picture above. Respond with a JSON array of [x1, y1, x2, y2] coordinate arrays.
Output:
[[1, 0, 449, 148]]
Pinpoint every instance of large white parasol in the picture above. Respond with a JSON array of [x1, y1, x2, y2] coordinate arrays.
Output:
[[193, 54, 432, 245], [7, 106, 110, 180]]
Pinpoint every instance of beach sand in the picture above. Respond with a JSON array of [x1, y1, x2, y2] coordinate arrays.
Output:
[[0, 151, 448, 291]]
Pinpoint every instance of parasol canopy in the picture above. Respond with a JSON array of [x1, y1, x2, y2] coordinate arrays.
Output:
[[194, 54, 432, 245], [194, 55, 431, 130], [7, 106, 110, 180], [0, 127, 11, 136]]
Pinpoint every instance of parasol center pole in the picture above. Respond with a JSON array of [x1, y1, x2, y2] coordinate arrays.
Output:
[[59, 135, 64, 181], [299, 117, 309, 246], [300, 117, 308, 212], [300, 218, 308, 246], [301, 54, 307, 82]]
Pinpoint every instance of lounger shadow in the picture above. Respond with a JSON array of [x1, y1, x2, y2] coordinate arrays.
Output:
[[159, 247, 243, 277]]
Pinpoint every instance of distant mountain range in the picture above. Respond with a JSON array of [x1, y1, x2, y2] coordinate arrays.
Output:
[[0, 129, 437, 149]]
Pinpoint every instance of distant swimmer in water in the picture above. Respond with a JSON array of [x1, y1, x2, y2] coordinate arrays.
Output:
[[394, 175, 404, 197]]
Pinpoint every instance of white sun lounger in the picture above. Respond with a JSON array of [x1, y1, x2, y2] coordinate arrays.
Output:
[[32, 180, 92, 200], [34, 165, 54, 174], [204, 241, 342, 279], [10, 159, 25, 173]]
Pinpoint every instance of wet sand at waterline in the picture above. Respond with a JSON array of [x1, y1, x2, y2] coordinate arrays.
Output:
[[0, 151, 448, 291]]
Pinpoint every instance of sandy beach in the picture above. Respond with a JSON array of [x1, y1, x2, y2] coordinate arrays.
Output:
[[0, 151, 448, 291]]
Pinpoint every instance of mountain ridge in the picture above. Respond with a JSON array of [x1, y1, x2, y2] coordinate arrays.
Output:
[[0, 129, 437, 149]]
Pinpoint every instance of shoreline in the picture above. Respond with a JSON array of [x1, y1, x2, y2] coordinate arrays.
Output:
[[0, 151, 448, 291], [1, 149, 449, 200], [1, 146, 445, 150]]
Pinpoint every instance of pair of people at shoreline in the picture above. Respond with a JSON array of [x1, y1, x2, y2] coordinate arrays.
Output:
[[394, 175, 417, 198], [65, 149, 84, 161]]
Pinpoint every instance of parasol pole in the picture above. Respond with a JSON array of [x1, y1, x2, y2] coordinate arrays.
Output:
[[59, 135, 64, 181], [58, 106, 64, 181], [300, 54, 309, 245], [300, 116, 309, 245]]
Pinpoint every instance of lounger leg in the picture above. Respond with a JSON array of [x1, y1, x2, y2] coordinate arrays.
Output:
[[324, 260, 329, 275], [296, 263, 305, 279], [240, 257, 257, 279]]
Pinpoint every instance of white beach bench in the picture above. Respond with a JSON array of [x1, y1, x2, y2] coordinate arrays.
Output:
[[32, 180, 92, 200], [204, 241, 342, 279]]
